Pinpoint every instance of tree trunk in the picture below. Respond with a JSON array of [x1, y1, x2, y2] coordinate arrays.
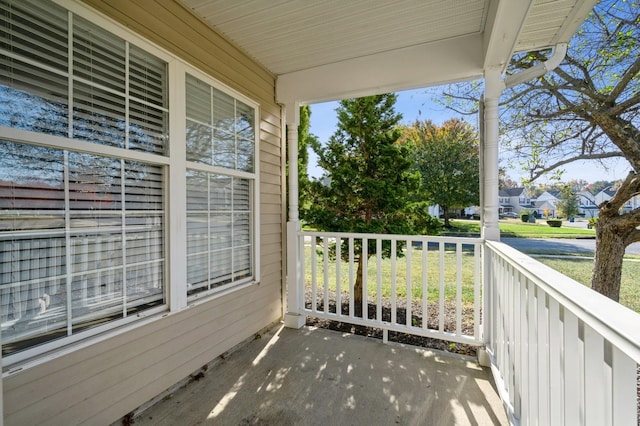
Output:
[[354, 252, 365, 317], [591, 214, 625, 301], [442, 206, 450, 228]]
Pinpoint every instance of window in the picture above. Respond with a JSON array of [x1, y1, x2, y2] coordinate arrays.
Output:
[[0, 0, 259, 360], [185, 74, 256, 296], [0, 0, 168, 357]]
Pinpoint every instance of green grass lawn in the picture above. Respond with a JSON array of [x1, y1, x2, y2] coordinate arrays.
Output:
[[303, 244, 640, 314], [304, 245, 478, 304], [446, 219, 596, 239], [536, 257, 640, 313]]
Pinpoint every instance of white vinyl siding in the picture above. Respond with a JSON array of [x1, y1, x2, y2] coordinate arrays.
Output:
[[0, 0, 259, 362]]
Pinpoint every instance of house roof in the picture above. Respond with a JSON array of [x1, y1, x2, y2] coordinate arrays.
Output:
[[500, 187, 525, 197], [182, 0, 597, 104]]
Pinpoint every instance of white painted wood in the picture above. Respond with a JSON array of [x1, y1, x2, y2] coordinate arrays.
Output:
[[348, 237, 355, 317], [323, 238, 329, 315], [456, 243, 462, 335], [548, 298, 564, 424], [298, 231, 484, 345], [537, 290, 550, 425], [405, 239, 412, 328], [336, 237, 342, 315], [485, 240, 640, 426], [612, 347, 637, 425], [391, 241, 397, 325], [584, 324, 607, 426], [481, 69, 502, 241]]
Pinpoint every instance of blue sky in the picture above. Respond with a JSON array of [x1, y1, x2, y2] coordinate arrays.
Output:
[[308, 88, 631, 185]]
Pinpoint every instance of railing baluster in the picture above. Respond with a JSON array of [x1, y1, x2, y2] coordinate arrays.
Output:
[[548, 297, 563, 424], [422, 241, 428, 330], [376, 238, 382, 322], [563, 310, 581, 424], [528, 283, 539, 426], [537, 291, 550, 425], [406, 239, 412, 328], [323, 237, 329, 314], [456, 242, 462, 335], [473, 242, 480, 340], [438, 242, 444, 332], [348, 237, 354, 317], [336, 237, 341, 316], [612, 346, 636, 425], [311, 236, 317, 312], [391, 240, 397, 325], [584, 324, 607, 426], [362, 237, 368, 320]]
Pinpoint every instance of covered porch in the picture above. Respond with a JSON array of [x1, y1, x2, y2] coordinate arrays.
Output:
[[133, 325, 507, 425]]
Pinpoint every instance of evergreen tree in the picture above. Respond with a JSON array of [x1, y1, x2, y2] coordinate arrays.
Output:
[[307, 94, 437, 314]]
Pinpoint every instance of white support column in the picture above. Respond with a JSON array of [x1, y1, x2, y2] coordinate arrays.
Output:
[[482, 67, 504, 242], [283, 102, 306, 329]]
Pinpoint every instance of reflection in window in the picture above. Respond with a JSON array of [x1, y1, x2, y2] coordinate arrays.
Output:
[[185, 74, 255, 172], [0, 0, 168, 154], [186, 172, 252, 295], [0, 141, 165, 356]]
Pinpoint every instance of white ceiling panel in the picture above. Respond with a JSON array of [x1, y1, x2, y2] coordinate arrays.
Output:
[[180, 0, 597, 103]]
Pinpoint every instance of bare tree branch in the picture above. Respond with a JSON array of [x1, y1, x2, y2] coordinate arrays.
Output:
[[529, 151, 625, 181]]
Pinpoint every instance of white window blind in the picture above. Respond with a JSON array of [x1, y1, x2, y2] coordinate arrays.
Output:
[[0, 141, 165, 355], [0, 0, 167, 357], [185, 74, 256, 296]]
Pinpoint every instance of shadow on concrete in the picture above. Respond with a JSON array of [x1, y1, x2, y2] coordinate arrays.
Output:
[[135, 326, 507, 425]]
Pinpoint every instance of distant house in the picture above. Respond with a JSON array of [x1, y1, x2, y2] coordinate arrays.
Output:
[[594, 186, 640, 214], [577, 190, 598, 217], [532, 190, 561, 217], [498, 187, 533, 214]]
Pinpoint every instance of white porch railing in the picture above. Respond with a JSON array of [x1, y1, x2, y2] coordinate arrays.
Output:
[[485, 240, 640, 426], [298, 231, 483, 346], [293, 231, 640, 425]]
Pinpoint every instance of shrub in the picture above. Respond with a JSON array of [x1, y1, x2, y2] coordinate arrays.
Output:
[[546, 219, 562, 227]]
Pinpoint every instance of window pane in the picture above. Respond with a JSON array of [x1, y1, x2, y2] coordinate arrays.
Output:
[[73, 15, 126, 93], [185, 74, 255, 172], [186, 172, 253, 296], [186, 120, 212, 164], [73, 81, 126, 147], [0, 142, 165, 356], [0, 0, 68, 72]]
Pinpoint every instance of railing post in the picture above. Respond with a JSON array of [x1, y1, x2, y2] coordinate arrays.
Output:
[[283, 102, 305, 328]]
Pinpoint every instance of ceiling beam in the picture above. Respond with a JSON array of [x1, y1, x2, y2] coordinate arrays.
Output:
[[276, 34, 483, 105], [482, 0, 535, 71]]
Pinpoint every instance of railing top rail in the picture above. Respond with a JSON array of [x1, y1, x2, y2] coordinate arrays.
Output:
[[486, 239, 640, 363], [300, 230, 483, 245]]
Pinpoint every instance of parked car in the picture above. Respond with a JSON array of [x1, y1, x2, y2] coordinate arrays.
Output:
[[500, 212, 519, 219]]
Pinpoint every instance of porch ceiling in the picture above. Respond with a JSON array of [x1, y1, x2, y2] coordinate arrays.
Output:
[[181, 0, 597, 104]]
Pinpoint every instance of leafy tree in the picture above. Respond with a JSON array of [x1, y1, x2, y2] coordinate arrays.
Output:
[[306, 94, 438, 315], [556, 188, 580, 219], [441, 0, 639, 301], [401, 119, 480, 227]]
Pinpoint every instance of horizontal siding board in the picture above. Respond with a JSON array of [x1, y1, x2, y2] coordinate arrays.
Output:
[[6, 285, 280, 423], [5, 283, 272, 408]]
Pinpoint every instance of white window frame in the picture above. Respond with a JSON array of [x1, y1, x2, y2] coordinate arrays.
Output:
[[1, 0, 261, 366]]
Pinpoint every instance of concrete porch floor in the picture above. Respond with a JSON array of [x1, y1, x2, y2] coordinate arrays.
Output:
[[134, 326, 508, 425]]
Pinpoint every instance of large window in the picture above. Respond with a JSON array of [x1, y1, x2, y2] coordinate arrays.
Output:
[[0, 0, 259, 360]]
